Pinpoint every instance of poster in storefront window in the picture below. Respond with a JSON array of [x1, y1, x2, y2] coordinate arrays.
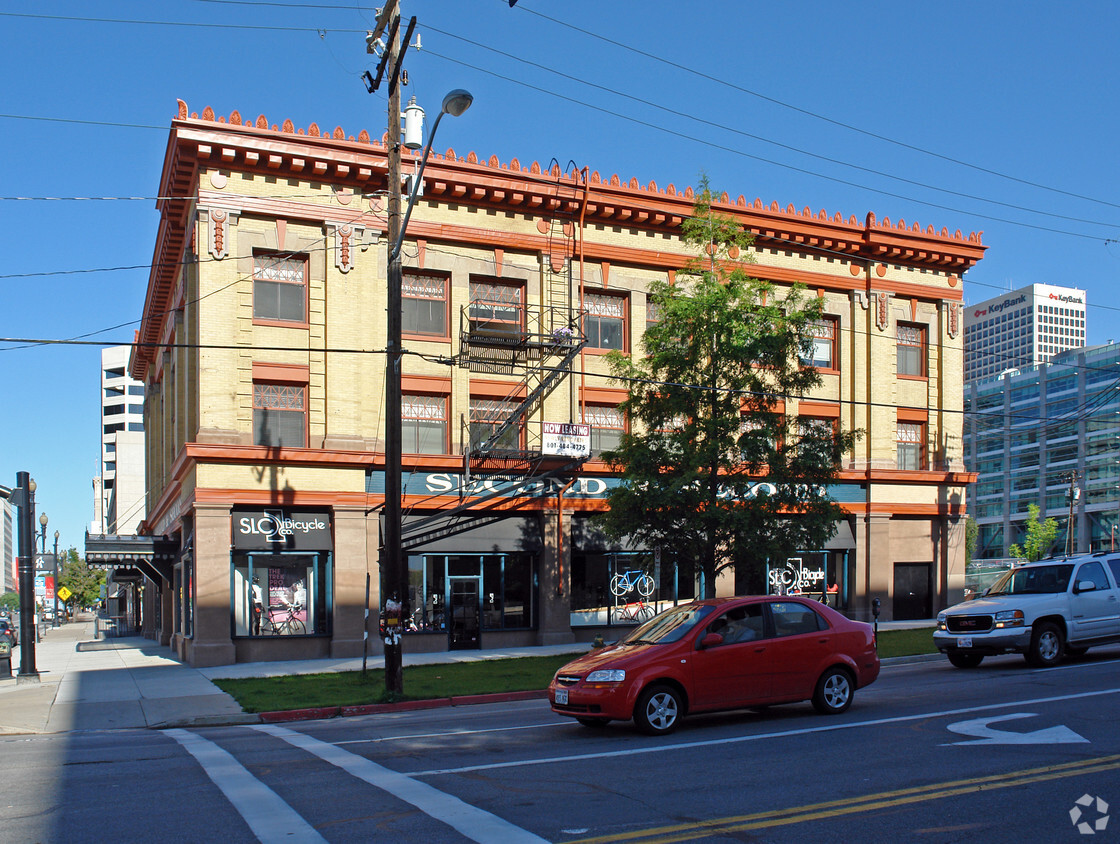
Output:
[[268, 567, 308, 622]]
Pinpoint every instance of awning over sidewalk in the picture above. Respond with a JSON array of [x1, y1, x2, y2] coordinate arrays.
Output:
[[85, 533, 177, 585]]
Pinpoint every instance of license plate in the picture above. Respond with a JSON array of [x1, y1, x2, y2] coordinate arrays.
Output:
[[957, 637, 973, 649], [555, 688, 568, 705]]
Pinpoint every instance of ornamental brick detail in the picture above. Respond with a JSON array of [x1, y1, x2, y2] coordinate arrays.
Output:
[[206, 207, 239, 260], [875, 291, 891, 331]]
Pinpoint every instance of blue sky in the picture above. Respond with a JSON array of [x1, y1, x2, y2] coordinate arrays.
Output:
[[2, 0, 1119, 553]]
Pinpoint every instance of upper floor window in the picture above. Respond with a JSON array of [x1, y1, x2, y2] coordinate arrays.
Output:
[[801, 317, 838, 370], [897, 322, 927, 377], [253, 253, 307, 323], [402, 393, 447, 454], [583, 404, 626, 455], [469, 280, 524, 328], [897, 421, 925, 470], [469, 398, 523, 452], [403, 271, 448, 338], [584, 292, 627, 351], [253, 382, 306, 448]]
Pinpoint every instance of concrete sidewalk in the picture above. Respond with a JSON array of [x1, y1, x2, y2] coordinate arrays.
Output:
[[0, 617, 935, 735], [0, 619, 589, 735]]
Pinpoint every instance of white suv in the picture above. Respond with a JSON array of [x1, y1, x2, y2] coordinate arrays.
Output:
[[934, 553, 1120, 668]]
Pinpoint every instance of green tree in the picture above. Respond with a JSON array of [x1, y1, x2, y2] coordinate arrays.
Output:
[[1008, 504, 1058, 561], [59, 548, 105, 609], [965, 515, 978, 567], [0, 592, 18, 613], [597, 180, 858, 598]]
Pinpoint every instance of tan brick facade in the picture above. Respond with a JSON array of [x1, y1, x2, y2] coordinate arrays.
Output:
[[132, 102, 984, 665]]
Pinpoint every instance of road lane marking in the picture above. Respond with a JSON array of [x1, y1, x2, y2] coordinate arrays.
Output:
[[253, 723, 547, 844], [945, 712, 1088, 745], [410, 685, 1120, 777], [166, 728, 326, 844], [558, 754, 1120, 843], [335, 721, 566, 745]]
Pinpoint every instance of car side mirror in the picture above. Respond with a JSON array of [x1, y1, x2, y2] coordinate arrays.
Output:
[[1074, 580, 1097, 594], [700, 632, 724, 649]]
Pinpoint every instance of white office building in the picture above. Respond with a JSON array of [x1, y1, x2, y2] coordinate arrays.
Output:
[[96, 346, 146, 535], [964, 283, 1086, 383]]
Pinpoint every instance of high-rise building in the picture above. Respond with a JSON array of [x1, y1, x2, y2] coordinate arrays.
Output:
[[964, 342, 1120, 559], [964, 283, 1086, 383], [96, 345, 146, 534]]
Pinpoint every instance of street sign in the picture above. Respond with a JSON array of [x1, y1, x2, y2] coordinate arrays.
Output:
[[57, 586, 72, 602]]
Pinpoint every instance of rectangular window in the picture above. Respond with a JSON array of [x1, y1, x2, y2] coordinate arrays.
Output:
[[234, 552, 329, 638], [897, 322, 927, 377], [403, 271, 448, 337], [253, 253, 307, 323], [253, 383, 307, 447], [897, 421, 925, 470], [584, 292, 627, 350], [469, 280, 524, 328], [402, 393, 447, 454], [802, 317, 838, 370], [583, 404, 625, 455], [469, 398, 523, 452]]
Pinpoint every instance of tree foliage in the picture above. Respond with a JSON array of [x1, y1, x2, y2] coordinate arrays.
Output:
[[59, 548, 106, 608], [596, 181, 858, 597], [0, 592, 18, 613], [1008, 504, 1058, 562]]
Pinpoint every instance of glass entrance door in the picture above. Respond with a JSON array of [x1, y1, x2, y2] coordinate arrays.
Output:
[[448, 577, 481, 650]]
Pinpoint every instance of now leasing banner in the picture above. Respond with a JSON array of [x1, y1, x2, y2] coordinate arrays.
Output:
[[232, 509, 332, 551]]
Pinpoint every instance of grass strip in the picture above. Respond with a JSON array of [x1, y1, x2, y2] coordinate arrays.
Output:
[[214, 628, 938, 713]]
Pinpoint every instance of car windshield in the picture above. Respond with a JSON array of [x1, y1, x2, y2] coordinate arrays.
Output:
[[987, 564, 1073, 595], [621, 603, 714, 645]]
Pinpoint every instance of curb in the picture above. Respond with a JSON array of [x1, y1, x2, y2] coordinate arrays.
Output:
[[258, 689, 549, 724]]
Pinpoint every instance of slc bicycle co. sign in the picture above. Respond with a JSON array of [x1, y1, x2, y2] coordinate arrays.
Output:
[[233, 509, 333, 551]]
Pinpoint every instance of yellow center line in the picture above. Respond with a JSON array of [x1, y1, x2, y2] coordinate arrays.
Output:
[[561, 754, 1120, 844]]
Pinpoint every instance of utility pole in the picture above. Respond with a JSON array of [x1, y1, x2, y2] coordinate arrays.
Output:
[[375, 0, 406, 696], [1066, 471, 1079, 556], [14, 472, 39, 682]]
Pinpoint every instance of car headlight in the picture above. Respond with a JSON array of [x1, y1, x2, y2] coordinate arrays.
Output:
[[936, 612, 946, 631], [993, 609, 1024, 628], [585, 669, 626, 683]]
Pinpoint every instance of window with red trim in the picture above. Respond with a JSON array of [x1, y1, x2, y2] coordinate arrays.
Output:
[[253, 382, 306, 447], [403, 271, 448, 337], [897, 322, 927, 377], [253, 253, 307, 323], [402, 393, 447, 454]]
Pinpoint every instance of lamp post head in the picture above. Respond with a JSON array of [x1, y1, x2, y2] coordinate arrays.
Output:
[[441, 89, 473, 118], [40, 512, 48, 528], [54, 530, 59, 540]]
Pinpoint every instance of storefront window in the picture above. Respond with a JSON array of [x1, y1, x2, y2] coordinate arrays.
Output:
[[405, 553, 535, 633], [232, 552, 329, 637], [230, 508, 333, 639], [569, 551, 695, 626]]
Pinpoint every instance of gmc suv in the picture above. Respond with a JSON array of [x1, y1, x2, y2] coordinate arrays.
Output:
[[935, 553, 1120, 668]]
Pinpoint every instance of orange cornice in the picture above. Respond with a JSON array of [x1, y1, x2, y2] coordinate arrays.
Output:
[[136, 100, 986, 378]]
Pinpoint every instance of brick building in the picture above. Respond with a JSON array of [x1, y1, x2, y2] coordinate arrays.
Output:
[[88, 100, 985, 666]]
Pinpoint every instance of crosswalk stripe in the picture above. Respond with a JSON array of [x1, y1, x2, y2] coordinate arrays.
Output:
[[253, 723, 548, 844], [167, 728, 326, 844]]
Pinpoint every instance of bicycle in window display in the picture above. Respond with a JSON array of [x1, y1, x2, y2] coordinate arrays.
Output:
[[262, 601, 306, 635]]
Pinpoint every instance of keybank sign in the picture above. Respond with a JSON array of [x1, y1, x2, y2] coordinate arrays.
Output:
[[973, 293, 1027, 318], [1049, 292, 1084, 305]]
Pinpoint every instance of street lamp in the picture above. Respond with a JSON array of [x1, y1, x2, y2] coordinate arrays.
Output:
[[383, 87, 473, 695]]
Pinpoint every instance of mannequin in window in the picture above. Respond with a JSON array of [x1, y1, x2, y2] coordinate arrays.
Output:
[[251, 577, 264, 635]]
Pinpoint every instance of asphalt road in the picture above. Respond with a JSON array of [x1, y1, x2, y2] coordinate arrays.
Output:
[[3, 649, 1119, 843]]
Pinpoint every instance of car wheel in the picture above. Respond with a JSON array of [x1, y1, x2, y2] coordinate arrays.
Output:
[[812, 667, 854, 715], [576, 717, 609, 728], [634, 684, 683, 735], [1025, 622, 1064, 667], [947, 652, 984, 669]]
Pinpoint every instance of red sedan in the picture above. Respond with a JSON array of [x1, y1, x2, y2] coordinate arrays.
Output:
[[549, 596, 880, 734]]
